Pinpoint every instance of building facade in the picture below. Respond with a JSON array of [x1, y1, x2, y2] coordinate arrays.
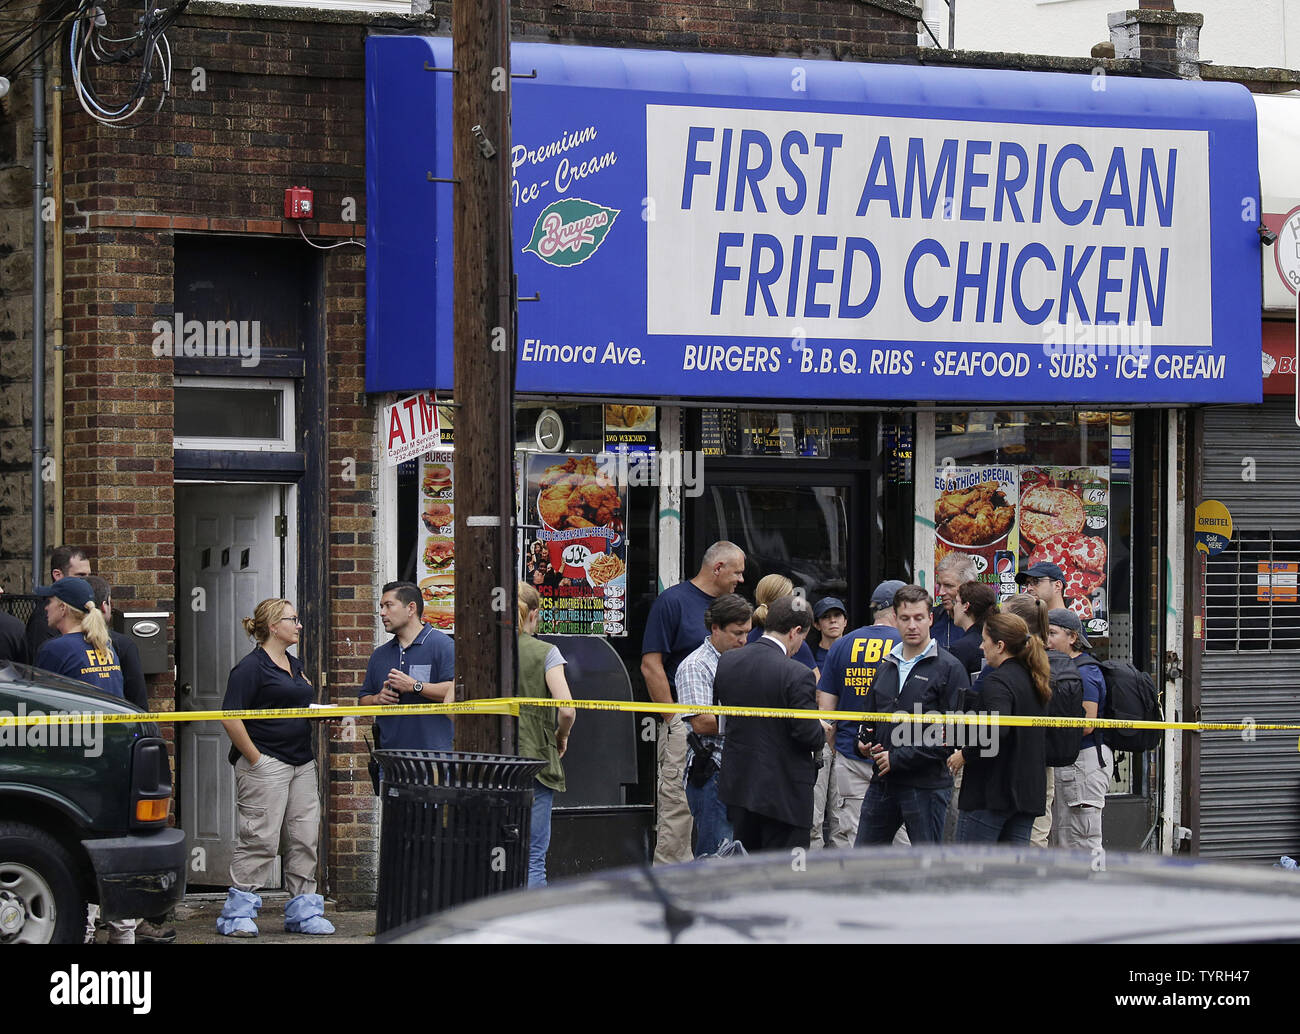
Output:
[[0, 0, 1292, 904]]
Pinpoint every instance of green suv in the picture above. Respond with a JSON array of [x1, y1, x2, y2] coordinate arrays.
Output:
[[0, 662, 186, 944]]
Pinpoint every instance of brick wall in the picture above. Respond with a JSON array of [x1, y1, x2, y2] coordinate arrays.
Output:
[[0, 75, 54, 593], [55, 6, 376, 893]]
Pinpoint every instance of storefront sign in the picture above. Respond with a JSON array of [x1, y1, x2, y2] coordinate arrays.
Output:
[[368, 37, 1262, 404], [522, 453, 628, 636], [385, 393, 439, 466], [417, 451, 455, 631], [1195, 499, 1233, 555]]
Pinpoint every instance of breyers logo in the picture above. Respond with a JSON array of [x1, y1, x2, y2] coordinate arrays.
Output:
[[523, 198, 618, 267]]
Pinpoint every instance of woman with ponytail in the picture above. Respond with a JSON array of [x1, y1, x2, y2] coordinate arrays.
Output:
[[747, 574, 818, 673], [949, 611, 1051, 844], [1003, 593, 1084, 848], [34, 576, 124, 698], [215, 598, 334, 937]]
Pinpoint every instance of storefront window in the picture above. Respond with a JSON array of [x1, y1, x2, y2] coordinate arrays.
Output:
[[935, 410, 1136, 795]]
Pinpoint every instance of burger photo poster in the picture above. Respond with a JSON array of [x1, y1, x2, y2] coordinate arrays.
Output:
[[522, 451, 628, 637], [1018, 465, 1110, 640], [417, 450, 455, 632]]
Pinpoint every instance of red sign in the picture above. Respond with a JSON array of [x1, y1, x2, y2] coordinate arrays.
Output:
[[384, 392, 440, 465]]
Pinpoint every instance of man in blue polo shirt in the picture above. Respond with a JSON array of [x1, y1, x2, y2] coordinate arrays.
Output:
[[641, 541, 745, 864], [359, 581, 455, 753]]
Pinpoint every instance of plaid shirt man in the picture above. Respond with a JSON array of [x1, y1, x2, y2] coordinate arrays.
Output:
[[674, 636, 725, 780]]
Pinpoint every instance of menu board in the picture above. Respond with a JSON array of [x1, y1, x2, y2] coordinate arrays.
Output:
[[522, 452, 629, 636], [416, 450, 455, 632], [934, 465, 1020, 598], [934, 463, 1111, 639], [1019, 466, 1110, 640]]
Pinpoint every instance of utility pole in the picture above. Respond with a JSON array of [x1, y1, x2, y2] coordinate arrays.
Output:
[[452, 0, 517, 754]]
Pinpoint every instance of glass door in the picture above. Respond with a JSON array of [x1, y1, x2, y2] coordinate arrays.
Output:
[[691, 470, 862, 621]]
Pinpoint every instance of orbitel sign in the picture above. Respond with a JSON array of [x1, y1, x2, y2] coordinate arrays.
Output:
[[366, 39, 1263, 403]]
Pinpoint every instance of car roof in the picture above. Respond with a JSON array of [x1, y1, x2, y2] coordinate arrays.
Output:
[[386, 846, 1300, 944]]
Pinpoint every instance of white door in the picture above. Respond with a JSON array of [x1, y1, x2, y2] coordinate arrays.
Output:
[[176, 483, 287, 887]]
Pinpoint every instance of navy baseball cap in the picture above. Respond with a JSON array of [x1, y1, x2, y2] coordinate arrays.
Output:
[[1015, 562, 1065, 585], [870, 580, 907, 609], [34, 576, 94, 610], [1048, 607, 1092, 650], [814, 597, 847, 620]]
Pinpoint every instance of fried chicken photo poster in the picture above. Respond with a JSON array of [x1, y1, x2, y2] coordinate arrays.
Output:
[[935, 466, 1020, 598], [418, 451, 456, 633], [523, 452, 629, 636], [1019, 466, 1110, 641]]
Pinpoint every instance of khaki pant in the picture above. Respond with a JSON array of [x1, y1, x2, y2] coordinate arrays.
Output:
[[654, 715, 694, 864], [1052, 744, 1112, 852], [231, 754, 321, 896], [1030, 767, 1055, 848], [830, 751, 910, 848], [810, 745, 833, 848]]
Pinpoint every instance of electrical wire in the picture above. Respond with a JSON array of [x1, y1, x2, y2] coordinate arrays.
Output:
[[296, 221, 365, 250], [65, 0, 188, 128]]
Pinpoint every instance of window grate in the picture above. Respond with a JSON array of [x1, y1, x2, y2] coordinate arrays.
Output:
[[1204, 531, 1300, 651]]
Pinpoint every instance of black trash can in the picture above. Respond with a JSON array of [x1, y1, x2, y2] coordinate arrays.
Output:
[[374, 750, 546, 933]]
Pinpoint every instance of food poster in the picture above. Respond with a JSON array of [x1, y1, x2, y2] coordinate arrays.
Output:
[[417, 450, 455, 632], [1019, 466, 1110, 639], [604, 404, 656, 453], [523, 452, 628, 636], [934, 466, 1020, 598]]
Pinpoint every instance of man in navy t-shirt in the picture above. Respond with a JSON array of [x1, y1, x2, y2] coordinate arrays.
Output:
[[641, 541, 745, 864], [817, 580, 904, 847], [359, 582, 456, 753]]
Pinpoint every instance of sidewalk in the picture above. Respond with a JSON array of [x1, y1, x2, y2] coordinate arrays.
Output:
[[92, 894, 377, 945]]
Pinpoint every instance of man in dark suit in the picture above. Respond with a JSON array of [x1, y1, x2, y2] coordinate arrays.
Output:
[[715, 594, 826, 851]]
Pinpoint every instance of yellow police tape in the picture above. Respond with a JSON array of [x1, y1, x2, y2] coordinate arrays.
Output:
[[2, 697, 1300, 737]]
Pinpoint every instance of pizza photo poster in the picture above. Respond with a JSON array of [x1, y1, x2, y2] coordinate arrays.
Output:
[[417, 451, 455, 632], [1018, 465, 1110, 639], [522, 452, 629, 636], [934, 465, 1021, 600]]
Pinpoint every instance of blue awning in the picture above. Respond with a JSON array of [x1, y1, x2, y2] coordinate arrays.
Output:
[[366, 37, 1261, 404]]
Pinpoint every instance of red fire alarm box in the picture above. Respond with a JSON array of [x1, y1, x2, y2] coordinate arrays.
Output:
[[284, 186, 314, 219]]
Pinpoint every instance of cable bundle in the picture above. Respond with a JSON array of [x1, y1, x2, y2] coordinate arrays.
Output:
[[68, 0, 187, 126]]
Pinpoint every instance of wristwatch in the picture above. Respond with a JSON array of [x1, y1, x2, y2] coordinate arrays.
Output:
[[412, 682, 423, 698]]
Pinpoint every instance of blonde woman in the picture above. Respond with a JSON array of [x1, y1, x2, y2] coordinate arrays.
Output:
[[216, 598, 334, 937], [746, 574, 825, 845], [34, 577, 124, 698], [516, 582, 576, 887]]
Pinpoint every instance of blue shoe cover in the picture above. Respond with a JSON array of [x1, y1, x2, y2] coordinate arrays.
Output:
[[216, 887, 261, 937], [284, 893, 335, 935]]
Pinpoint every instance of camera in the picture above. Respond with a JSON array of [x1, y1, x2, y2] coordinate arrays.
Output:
[[857, 721, 874, 745]]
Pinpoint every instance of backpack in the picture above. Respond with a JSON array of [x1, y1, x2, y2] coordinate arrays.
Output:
[[1077, 657, 1163, 754], [1044, 650, 1086, 767]]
